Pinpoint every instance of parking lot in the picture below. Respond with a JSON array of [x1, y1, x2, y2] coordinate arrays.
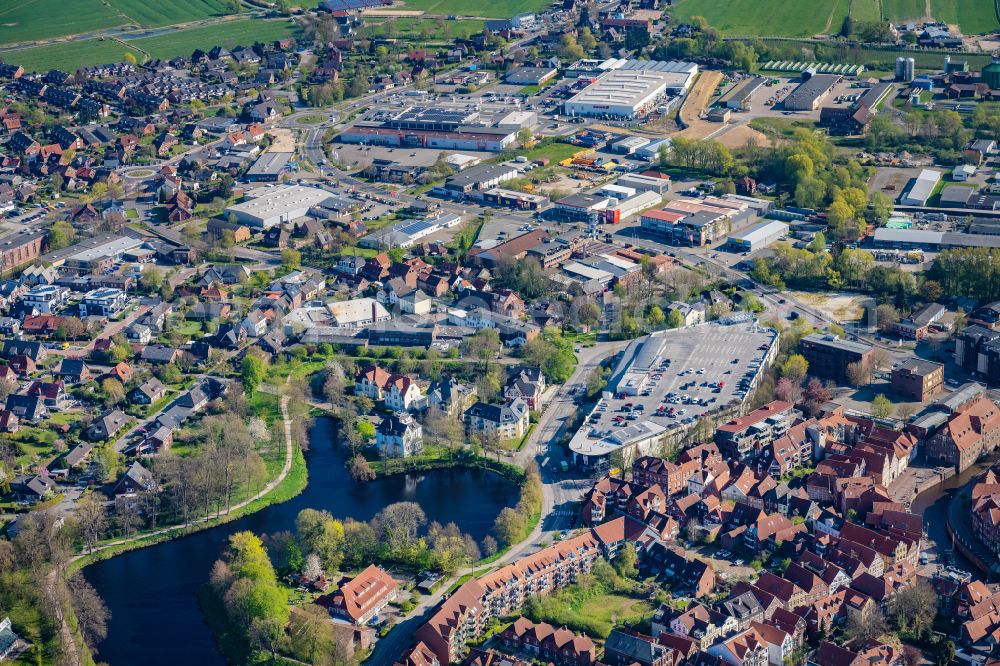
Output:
[[571, 322, 779, 463]]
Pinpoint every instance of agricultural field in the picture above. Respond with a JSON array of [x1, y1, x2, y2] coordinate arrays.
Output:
[[399, 0, 551, 19], [672, 0, 997, 36], [881, 0, 924, 22], [126, 18, 298, 60], [670, 0, 849, 36], [9, 17, 297, 71], [0, 0, 120, 45], [11, 38, 144, 72], [0, 0, 242, 46], [848, 0, 883, 23], [107, 0, 242, 29], [883, 0, 998, 32]]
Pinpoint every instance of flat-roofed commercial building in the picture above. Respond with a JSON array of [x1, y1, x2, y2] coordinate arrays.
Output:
[[900, 169, 942, 206], [504, 66, 558, 86], [799, 333, 874, 383], [564, 70, 690, 119], [782, 73, 841, 111], [719, 76, 767, 110], [225, 185, 331, 229], [728, 220, 789, 252], [245, 151, 292, 182], [890, 358, 944, 401]]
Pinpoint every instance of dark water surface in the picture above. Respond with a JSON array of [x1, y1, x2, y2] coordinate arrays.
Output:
[[84, 417, 517, 665]]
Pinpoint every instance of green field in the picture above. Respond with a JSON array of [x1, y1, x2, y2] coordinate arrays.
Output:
[[670, 0, 850, 36], [12, 38, 145, 72], [671, 0, 997, 35], [0, 0, 242, 46], [849, 0, 883, 23], [881, 0, 924, 21], [109, 0, 239, 28], [0, 0, 120, 45], [365, 17, 485, 40], [11, 17, 298, 72], [399, 0, 551, 18], [127, 18, 297, 59]]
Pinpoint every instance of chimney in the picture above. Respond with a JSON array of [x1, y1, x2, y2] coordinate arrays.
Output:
[[371, 301, 377, 323]]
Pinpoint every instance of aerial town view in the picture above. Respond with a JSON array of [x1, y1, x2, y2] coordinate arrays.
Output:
[[6, 0, 1000, 665]]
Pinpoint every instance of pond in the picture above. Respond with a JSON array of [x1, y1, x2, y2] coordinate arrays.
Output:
[[84, 417, 518, 665]]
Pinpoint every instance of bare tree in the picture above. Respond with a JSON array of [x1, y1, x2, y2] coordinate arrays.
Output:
[[76, 493, 109, 553], [114, 496, 143, 538], [68, 572, 110, 647]]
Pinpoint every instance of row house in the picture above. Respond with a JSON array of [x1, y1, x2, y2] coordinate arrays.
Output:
[[641, 543, 716, 598], [714, 401, 794, 459], [498, 618, 596, 666], [971, 466, 1000, 556], [925, 395, 1000, 473], [668, 602, 738, 650], [706, 625, 769, 666], [633, 456, 698, 496], [413, 517, 643, 665]]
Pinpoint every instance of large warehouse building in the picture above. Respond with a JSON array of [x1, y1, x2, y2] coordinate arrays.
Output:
[[225, 185, 332, 229], [782, 73, 841, 111], [728, 220, 789, 252], [719, 76, 767, 110], [564, 66, 695, 118], [899, 169, 942, 206], [338, 106, 518, 152]]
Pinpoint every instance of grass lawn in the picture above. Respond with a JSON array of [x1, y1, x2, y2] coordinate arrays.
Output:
[[670, 0, 848, 36], [127, 18, 298, 60], [46, 412, 83, 427], [399, 0, 551, 18], [11, 39, 145, 73], [172, 319, 205, 338], [296, 115, 328, 125], [749, 116, 817, 138], [531, 588, 657, 638], [515, 141, 581, 164], [365, 17, 484, 40]]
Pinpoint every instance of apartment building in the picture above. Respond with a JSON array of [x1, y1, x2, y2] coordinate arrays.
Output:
[[714, 401, 794, 459]]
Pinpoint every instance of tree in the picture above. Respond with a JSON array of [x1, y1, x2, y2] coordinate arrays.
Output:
[[68, 573, 110, 646], [56, 316, 86, 340], [802, 378, 832, 415], [493, 506, 526, 546], [101, 378, 125, 407], [846, 361, 871, 387], [896, 403, 917, 422], [921, 279, 944, 302], [516, 127, 533, 147], [281, 248, 301, 269], [667, 308, 685, 329], [76, 493, 109, 553], [240, 354, 267, 396], [871, 394, 892, 419], [302, 553, 323, 582], [460, 328, 502, 371], [646, 305, 665, 327], [875, 303, 900, 334], [373, 502, 426, 554], [779, 354, 808, 383], [295, 509, 345, 571], [350, 454, 375, 482], [889, 580, 937, 637], [577, 301, 601, 330], [47, 220, 77, 251], [481, 535, 498, 558], [140, 266, 163, 291], [123, 52, 138, 66], [613, 543, 638, 579], [844, 606, 888, 643]]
